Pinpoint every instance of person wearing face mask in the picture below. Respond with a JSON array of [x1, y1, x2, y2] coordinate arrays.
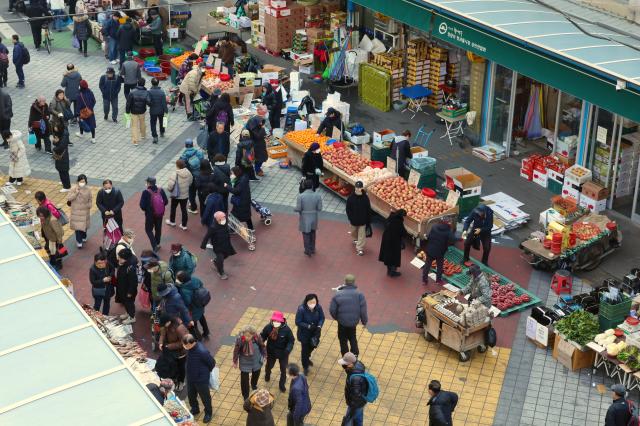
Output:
[[294, 179, 322, 257], [144, 259, 174, 307], [260, 311, 295, 393], [200, 211, 236, 280], [96, 179, 124, 229], [50, 89, 72, 126], [346, 181, 371, 256], [168, 243, 197, 277], [50, 120, 71, 192], [99, 67, 122, 122], [115, 248, 139, 324], [89, 253, 113, 314], [294, 294, 325, 375], [140, 176, 168, 252], [233, 325, 267, 400], [301, 142, 323, 191], [67, 174, 92, 248], [287, 363, 312, 426], [227, 166, 254, 230], [28, 95, 52, 153], [175, 271, 209, 340], [316, 107, 342, 137]]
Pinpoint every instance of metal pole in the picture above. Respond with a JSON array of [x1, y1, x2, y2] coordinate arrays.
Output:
[[553, 90, 561, 153]]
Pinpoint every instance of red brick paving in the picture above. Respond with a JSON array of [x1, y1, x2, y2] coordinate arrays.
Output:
[[64, 192, 532, 354]]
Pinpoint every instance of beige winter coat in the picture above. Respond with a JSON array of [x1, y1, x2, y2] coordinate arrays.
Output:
[[179, 68, 204, 96], [67, 185, 92, 231], [8, 131, 31, 179], [167, 168, 193, 200]]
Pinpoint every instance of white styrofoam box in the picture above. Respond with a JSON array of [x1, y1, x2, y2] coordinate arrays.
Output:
[[579, 195, 607, 213], [412, 150, 430, 159], [457, 185, 482, 199], [532, 170, 548, 188], [373, 130, 395, 144], [294, 119, 308, 131], [270, 0, 287, 8], [562, 183, 581, 202], [345, 131, 370, 145], [565, 165, 592, 185], [321, 99, 350, 124], [539, 208, 565, 227], [290, 71, 301, 91], [547, 169, 565, 184], [327, 92, 342, 102]]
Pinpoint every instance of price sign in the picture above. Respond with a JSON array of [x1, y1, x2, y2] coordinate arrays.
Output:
[[386, 157, 397, 174], [536, 323, 549, 346], [445, 190, 460, 207], [332, 127, 342, 141], [362, 143, 371, 160], [206, 53, 215, 66], [526, 316, 537, 340], [408, 169, 420, 187]]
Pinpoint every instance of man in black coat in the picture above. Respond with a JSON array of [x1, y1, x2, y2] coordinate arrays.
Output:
[[427, 380, 458, 426], [139, 176, 168, 252], [390, 130, 413, 179], [99, 67, 121, 122], [346, 181, 371, 256], [200, 211, 235, 280], [339, 352, 368, 426], [148, 77, 168, 144], [605, 384, 631, 426], [207, 121, 230, 164], [183, 334, 215, 424], [378, 209, 407, 277], [462, 204, 494, 266], [96, 179, 125, 229], [0, 88, 12, 149], [126, 78, 150, 146], [422, 221, 455, 285], [116, 18, 137, 65]]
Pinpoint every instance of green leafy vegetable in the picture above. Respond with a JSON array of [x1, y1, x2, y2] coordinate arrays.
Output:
[[555, 311, 599, 346]]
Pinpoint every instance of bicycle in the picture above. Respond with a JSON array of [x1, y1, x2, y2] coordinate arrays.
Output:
[[42, 23, 52, 54]]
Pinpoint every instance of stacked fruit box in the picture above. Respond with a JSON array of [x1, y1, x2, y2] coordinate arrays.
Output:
[[406, 38, 429, 87]]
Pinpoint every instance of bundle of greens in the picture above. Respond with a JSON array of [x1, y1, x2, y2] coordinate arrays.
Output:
[[618, 346, 640, 370], [555, 310, 599, 346]]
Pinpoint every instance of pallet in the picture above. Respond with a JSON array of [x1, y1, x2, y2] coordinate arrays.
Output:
[[431, 247, 542, 317]]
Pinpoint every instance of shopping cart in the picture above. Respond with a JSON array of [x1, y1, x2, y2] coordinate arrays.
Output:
[[228, 213, 257, 251], [251, 199, 272, 226]]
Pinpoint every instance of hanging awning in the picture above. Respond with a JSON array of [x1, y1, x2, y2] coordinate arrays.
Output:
[[0, 211, 173, 425], [352, 0, 640, 122]]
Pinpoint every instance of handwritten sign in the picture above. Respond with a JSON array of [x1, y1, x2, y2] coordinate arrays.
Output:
[[206, 54, 215, 66], [536, 323, 549, 346], [445, 190, 460, 207], [362, 144, 371, 160], [386, 157, 397, 174], [526, 316, 537, 340], [408, 169, 420, 187]]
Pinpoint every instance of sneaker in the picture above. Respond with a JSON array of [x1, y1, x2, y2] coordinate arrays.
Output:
[[82, 238, 87, 242], [59, 188, 70, 193], [152, 137, 158, 144], [76, 242, 83, 248], [16, 83, 24, 88], [179, 224, 188, 231], [45, 150, 53, 155], [75, 132, 83, 138], [165, 220, 176, 226], [202, 414, 212, 423], [91, 138, 96, 144], [110, 60, 118, 64], [357, 250, 364, 256], [206, 243, 213, 249], [219, 272, 228, 280], [16, 181, 22, 186], [389, 271, 402, 277], [188, 209, 198, 214]]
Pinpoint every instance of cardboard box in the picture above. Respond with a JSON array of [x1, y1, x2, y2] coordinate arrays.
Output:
[[520, 168, 533, 181], [270, 0, 287, 8], [581, 181, 608, 201], [562, 183, 581, 203], [552, 334, 595, 371], [445, 167, 483, 190], [532, 169, 548, 188], [579, 195, 607, 213], [373, 129, 395, 144]]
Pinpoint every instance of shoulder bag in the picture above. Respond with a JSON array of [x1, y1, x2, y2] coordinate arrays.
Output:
[[79, 93, 93, 120]]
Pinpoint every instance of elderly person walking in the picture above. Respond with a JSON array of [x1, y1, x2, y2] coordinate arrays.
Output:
[[36, 206, 65, 270], [200, 211, 235, 280], [183, 334, 215, 423], [28, 96, 52, 153], [244, 389, 275, 426], [67, 174, 92, 248], [233, 325, 267, 400], [294, 179, 323, 257], [76, 80, 97, 143], [61, 64, 82, 121], [4, 130, 30, 185], [166, 159, 193, 230]]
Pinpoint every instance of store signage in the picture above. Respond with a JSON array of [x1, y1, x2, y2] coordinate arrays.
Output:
[[436, 19, 487, 55], [596, 126, 608, 144]]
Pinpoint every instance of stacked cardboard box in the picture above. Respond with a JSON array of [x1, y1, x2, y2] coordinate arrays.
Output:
[[304, 4, 324, 28], [427, 46, 448, 109], [256, 0, 268, 47], [447, 55, 460, 85], [579, 181, 609, 213], [373, 52, 404, 102], [263, 1, 305, 53], [292, 30, 308, 54], [406, 38, 429, 87]]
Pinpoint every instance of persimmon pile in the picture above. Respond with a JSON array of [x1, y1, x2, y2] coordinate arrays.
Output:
[[370, 177, 450, 221], [324, 147, 370, 176]]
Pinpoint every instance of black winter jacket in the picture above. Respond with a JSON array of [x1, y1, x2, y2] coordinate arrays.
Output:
[[301, 150, 323, 177], [378, 211, 406, 267], [99, 74, 121, 101], [116, 23, 137, 52], [148, 86, 168, 116], [428, 390, 459, 426], [96, 188, 124, 224], [229, 174, 252, 222], [260, 323, 295, 358], [213, 163, 231, 187], [52, 130, 70, 171], [186, 342, 215, 385], [207, 131, 230, 157], [390, 137, 413, 177], [126, 86, 149, 115], [426, 222, 455, 258], [200, 220, 236, 257], [295, 303, 325, 343], [0, 89, 12, 121], [89, 264, 112, 290], [208, 99, 234, 132], [345, 361, 368, 409], [346, 192, 371, 226]]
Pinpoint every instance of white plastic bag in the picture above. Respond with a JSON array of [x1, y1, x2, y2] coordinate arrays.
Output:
[[163, 114, 169, 129], [124, 113, 131, 129], [209, 367, 220, 391]]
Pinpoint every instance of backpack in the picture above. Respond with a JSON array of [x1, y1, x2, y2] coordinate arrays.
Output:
[[192, 286, 211, 308], [628, 400, 640, 426], [241, 146, 255, 167], [216, 109, 228, 126], [148, 188, 165, 218], [0, 51, 8, 64], [20, 43, 30, 65], [187, 152, 201, 173], [350, 372, 379, 403]]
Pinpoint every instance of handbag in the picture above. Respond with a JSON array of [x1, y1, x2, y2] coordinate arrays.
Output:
[[169, 173, 180, 198], [57, 243, 68, 257], [79, 94, 93, 119], [52, 149, 66, 161], [310, 327, 321, 348], [56, 207, 69, 226], [92, 286, 107, 297], [230, 194, 241, 207], [209, 367, 220, 391], [485, 324, 497, 347], [137, 287, 151, 310], [62, 107, 74, 121], [365, 223, 373, 238]]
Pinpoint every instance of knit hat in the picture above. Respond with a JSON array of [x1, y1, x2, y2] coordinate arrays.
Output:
[[157, 282, 172, 297], [345, 274, 355, 284], [252, 389, 272, 408], [611, 384, 626, 396], [338, 352, 357, 366], [214, 211, 226, 222], [310, 142, 320, 151], [270, 311, 285, 323], [185, 139, 194, 147], [170, 243, 182, 253], [79, 80, 89, 90], [467, 264, 481, 277]]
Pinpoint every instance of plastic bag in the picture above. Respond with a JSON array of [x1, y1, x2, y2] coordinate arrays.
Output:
[[209, 367, 220, 391], [71, 36, 80, 49], [27, 132, 36, 145], [137, 287, 151, 311], [123, 113, 131, 129], [162, 114, 168, 129]]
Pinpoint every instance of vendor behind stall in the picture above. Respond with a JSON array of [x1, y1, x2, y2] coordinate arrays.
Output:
[[316, 108, 342, 137], [301, 142, 323, 191], [462, 204, 493, 266], [460, 265, 492, 309], [390, 130, 413, 179], [262, 82, 283, 130]]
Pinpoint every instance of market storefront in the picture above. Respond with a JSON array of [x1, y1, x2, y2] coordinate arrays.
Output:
[[351, 0, 640, 223]]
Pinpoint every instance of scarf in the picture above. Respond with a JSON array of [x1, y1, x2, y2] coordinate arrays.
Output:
[[269, 325, 280, 341], [240, 334, 256, 356]]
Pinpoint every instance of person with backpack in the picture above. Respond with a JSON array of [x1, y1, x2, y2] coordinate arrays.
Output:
[[175, 271, 210, 340], [139, 176, 168, 252], [200, 211, 236, 280], [330, 274, 368, 357], [0, 37, 10, 88], [212, 154, 231, 211], [247, 116, 268, 177], [96, 179, 124, 229], [207, 121, 230, 164], [148, 77, 168, 144], [89, 253, 113, 315], [201, 183, 225, 229], [179, 139, 204, 214], [168, 243, 197, 276], [115, 247, 138, 324], [287, 363, 311, 426], [427, 380, 458, 426], [235, 130, 257, 181], [605, 384, 632, 426], [116, 19, 137, 65], [209, 92, 234, 133], [99, 67, 122, 123], [11, 34, 27, 89], [158, 314, 189, 391], [339, 352, 370, 426], [166, 159, 194, 230], [157, 282, 193, 327]]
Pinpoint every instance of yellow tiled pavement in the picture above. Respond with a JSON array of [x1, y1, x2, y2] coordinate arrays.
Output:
[[193, 307, 510, 426], [0, 175, 100, 242]]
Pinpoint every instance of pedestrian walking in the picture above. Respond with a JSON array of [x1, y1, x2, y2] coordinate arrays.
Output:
[[179, 63, 205, 120], [196, 161, 217, 217], [49, 0, 66, 31], [115, 247, 138, 324], [212, 155, 231, 209], [346, 181, 371, 256], [169, 243, 197, 276], [102, 12, 120, 64], [462, 204, 494, 266], [339, 352, 369, 426], [4, 130, 30, 185], [390, 130, 413, 179], [295, 294, 325, 375], [227, 166, 254, 230], [233, 325, 267, 400], [235, 130, 257, 181], [76, 80, 97, 143], [243, 389, 275, 426], [378, 209, 407, 277], [247, 116, 268, 177], [261, 82, 283, 130], [427, 380, 458, 426], [144, 259, 173, 308], [139, 176, 168, 252], [126, 77, 149, 146], [286, 364, 311, 426], [295, 179, 322, 256], [301, 142, 323, 191], [99, 67, 121, 122], [207, 122, 230, 163], [422, 221, 455, 285], [158, 314, 189, 391], [330, 274, 368, 357], [183, 334, 215, 423], [50, 90, 72, 126], [260, 311, 295, 393], [116, 19, 136, 65], [147, 10, 163, 56], [36, 206, 64, 270], [0, 88, 12, 148], [119, 51, 141, 98], [11, 35, 26, 88], [51, 123, 71, 192], [28, 96, 51, 153], [179, 139, 204, 213], [0, 38, 9, 88], [175, 271, 210, 340], [61, 64, 82, 119], [200, 211, 235, 280], [72, 7, 90, 57], [96, 179, 124, 228], [460, 264, 493, 309], [89, 253, 113, 314], [166, 159, 193, 230], [209, 92, 234, 133], [26, 0, 47, 50], [34, 191, 61, 219], [148, 77, 167, 143], [67, 174, 92, 248]]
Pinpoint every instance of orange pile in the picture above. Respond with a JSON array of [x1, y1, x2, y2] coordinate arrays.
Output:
[[170, 52, 193, 67], [285, 129, 332, 152]]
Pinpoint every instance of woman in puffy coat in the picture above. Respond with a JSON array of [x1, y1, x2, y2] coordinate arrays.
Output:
[[4, 130, 30, 185], [36, 206, 64, 270], [295, 294, 325, 375], [179, 63, 204, 120], [67, 173, 92, 248], [166, 159, 193, 229], [227, 166, 253, 229], [233, 325, 267, 400], [176, 271, 210, 339], [50, 89, 72, 125], [73, 6, 90, 57]]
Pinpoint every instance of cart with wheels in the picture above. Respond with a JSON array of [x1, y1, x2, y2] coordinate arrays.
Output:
[[420, 291, 490, 362], [251, 199, 272, 226], [228, 213, 257, 251]]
